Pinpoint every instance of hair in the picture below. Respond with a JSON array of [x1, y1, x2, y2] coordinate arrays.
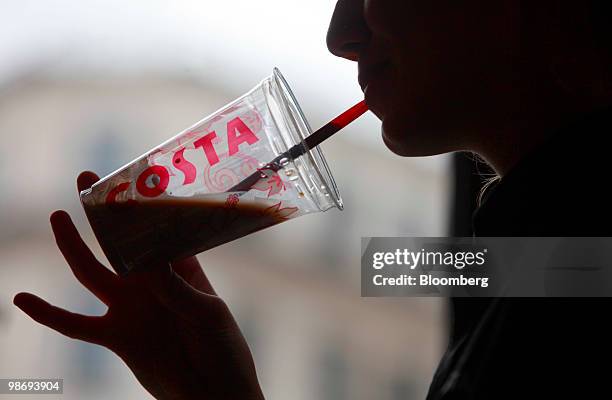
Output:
[[464, 152, 500, 206], [478, 175, 501, 206]]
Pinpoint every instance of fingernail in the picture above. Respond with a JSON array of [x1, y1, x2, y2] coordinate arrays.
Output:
[[50, 210, 67, 223], [13, 293, 26, 308]]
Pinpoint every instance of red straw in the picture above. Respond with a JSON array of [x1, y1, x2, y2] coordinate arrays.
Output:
[[303, 100, 368, 150], [228, 100, 368, 192]]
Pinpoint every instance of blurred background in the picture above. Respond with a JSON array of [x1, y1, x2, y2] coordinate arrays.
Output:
[[0, 1, 453, 399]]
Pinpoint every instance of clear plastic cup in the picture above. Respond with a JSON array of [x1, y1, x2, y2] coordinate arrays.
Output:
[[80, 68, 342, 275]]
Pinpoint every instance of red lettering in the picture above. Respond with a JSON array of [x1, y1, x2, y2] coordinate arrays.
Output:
[[172, 147, 197, 185], [227, 117, 259, 156], [194, 131, 220, 166], [136, 165, 169, 197], [106, 181, 132, 204]]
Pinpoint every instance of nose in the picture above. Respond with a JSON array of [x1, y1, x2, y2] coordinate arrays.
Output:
[[326, 0, 370, 61]]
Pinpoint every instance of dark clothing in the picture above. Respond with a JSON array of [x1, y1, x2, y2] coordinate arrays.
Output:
[[426, 108, 612, 399]]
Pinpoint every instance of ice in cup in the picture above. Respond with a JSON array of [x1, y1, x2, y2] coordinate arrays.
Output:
[[80, 68, 342, 275]]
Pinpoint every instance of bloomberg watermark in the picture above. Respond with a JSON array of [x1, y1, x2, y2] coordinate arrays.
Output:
[[361, 237, 612, 297]]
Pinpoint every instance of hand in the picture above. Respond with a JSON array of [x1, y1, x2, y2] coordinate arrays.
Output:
[[13, 171, 265, 400]]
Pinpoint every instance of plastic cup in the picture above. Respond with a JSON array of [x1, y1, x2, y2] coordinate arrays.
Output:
[[80, 68, 342, 275]]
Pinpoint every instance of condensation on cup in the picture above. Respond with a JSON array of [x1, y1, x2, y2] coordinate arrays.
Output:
[[80, 68, 342, 275]]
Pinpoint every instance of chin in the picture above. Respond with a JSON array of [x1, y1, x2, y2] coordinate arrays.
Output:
[[381, 116, 456, 157]]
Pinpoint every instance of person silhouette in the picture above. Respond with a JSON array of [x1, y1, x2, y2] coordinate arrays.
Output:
[[327, 1, 612, 399], [15, 1, 612, 399]]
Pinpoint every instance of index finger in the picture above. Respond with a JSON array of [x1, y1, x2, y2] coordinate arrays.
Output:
[[77, 171, 99, 193]]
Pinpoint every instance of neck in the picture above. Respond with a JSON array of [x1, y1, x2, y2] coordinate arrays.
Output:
[[474, 102, 606, 177]]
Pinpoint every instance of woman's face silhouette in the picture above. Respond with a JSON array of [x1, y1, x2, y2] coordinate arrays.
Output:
[[327, 0, 521, 157]]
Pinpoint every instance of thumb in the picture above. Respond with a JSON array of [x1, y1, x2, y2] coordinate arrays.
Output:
[[143, 263, 228, 325]]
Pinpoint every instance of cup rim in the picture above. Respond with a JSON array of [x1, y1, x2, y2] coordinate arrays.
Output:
[[271, 68, 343, 211]]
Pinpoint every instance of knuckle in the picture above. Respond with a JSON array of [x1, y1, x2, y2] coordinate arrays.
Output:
[[207, 297, 232, 320]]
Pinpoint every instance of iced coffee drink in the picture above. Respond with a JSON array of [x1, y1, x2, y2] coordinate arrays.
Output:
[[80, 68, 342, 274]]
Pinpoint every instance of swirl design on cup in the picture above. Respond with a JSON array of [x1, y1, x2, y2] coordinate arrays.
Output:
[[236, 153, 260, 177], [241, 108, 263, 134], [202, 163, 240, 192]]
